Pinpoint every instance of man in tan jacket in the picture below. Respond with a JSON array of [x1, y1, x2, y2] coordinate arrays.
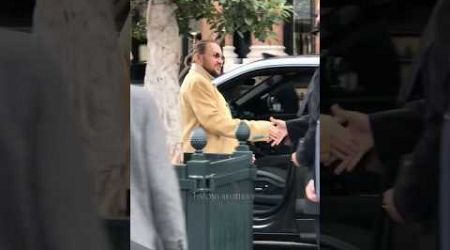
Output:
[[179, 40, 272, 154]]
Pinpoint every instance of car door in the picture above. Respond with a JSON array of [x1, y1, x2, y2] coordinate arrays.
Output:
[[217, 64, 321, 247]]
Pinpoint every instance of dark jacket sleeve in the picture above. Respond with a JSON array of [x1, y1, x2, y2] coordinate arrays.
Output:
[[295, 120, 316, 180], [286, 116, 310, 148], [392, 115, 440, 222], [295, 69, 319, 182], [369, 100, 425, 164], [391, 40, 450, 222], [368, 99, 439, 221]]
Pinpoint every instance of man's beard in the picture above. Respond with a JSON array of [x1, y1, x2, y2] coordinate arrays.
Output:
[[205, 66, 221, 78]]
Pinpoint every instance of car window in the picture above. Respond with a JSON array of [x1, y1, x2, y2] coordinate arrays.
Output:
[[220, 67, 316, 120]]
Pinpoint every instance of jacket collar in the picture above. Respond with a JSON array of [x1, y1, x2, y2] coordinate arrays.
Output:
[[191, 63, 214, 81]]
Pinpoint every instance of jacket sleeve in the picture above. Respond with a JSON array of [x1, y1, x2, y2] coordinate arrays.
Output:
[[286, 116, 310, 147], [368, 100, 435, 221], [188, 78, 270, 141], [369, 100, 425, 164], [392, 41, 450, 222], [393, 116, 440, 222], [296, 125, 316, 170]]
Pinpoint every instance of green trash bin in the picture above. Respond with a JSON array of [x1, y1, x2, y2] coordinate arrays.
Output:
[[175, 123, 256, 250]]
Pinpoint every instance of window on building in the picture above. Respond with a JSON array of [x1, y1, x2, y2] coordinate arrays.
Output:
[[293, 0, 317, 55]]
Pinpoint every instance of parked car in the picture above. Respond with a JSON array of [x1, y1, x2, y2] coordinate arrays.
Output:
[[214, 56, 322, 249]]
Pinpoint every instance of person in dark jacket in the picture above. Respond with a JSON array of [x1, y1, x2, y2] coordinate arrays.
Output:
[[327, 1, 450, 248], [269, 70, 357, 202]]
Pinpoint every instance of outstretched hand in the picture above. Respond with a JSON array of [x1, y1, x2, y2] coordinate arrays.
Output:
[[320, 114, 359, 172], [267, 117, 288, 147], [329, 104, 374, 174]]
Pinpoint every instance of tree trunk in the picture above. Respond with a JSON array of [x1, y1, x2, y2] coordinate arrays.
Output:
[[144, 0, 183, 162], [33, 0, 129, 217]]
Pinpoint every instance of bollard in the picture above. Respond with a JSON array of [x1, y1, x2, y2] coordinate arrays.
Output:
[[234, 121, 257, 183], [175, 125, 256, 250], [235, 121, 251, 152], [190, 126, 208, 159]]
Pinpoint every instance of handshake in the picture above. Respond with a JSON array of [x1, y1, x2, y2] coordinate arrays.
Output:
[[266, 105, 405, 222], [267, 104, 375, 174]]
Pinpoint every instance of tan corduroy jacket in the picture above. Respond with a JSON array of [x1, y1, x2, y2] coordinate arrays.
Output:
[[179, 64, 271, 154]]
